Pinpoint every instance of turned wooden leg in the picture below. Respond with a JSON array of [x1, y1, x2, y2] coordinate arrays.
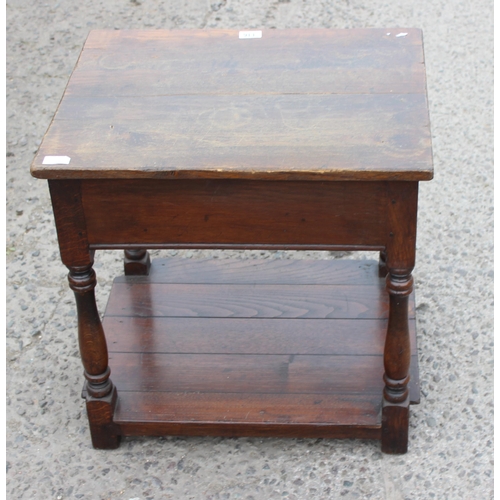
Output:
[[378, 250, 387, 277], [69, 265, 120, 449], [381, 271, 412, 454], [49, 180, 120, 448], [124, 249, 151, 276]]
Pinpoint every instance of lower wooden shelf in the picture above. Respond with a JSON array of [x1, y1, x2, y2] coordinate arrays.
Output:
[[101, 257, 419, 440]]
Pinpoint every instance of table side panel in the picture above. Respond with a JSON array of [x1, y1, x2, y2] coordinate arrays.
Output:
[[113, 392, 382, 428], [81, 179, 389, 247], [114, 392, 382, 439]]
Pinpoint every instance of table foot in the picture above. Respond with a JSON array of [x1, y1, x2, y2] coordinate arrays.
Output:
[[381, 398, 409, 454], [124, 249, 151, 276], [86, 385, 120, 449]]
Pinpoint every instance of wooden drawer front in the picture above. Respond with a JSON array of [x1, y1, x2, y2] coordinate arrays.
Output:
[[82, 179, 388, 248]]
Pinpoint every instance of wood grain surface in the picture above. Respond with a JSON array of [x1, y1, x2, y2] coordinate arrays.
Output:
[[115, 257, 382, 284], [105, 282, 397, 319], [101, 258, 420, 437], [31, 29, 433, 181], [81, 179, 389, 248], [102, 316, 418, 355], [109, 352, 385, 394], [70, 29, 426, 97], [114, 392, 382, 439], [114, 392, 382, 427]]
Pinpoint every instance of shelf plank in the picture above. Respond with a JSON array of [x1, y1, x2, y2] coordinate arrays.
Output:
[[109, 352, 385, 395], [105, 260, 415, 321], [104, 316, 417, 355], [117, 257, 382, 285], [105, 283, 417, 319], [108, 351, 419, 404]]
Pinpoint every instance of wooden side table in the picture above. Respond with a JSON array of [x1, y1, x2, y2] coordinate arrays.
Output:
[[31, 29, 433, 454]]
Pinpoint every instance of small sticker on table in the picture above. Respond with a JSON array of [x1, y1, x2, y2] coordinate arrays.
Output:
[[42, 156, 71, 165], [239, 30, 262, 39]]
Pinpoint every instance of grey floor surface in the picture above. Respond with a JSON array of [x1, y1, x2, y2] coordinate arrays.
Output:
[[6, 1, 493, 499]]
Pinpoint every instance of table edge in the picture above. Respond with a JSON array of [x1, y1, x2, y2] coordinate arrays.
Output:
[[30, 165, 434, 181]]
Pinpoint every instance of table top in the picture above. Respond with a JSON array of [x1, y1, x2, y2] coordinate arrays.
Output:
[[31, 29, 433, 181]]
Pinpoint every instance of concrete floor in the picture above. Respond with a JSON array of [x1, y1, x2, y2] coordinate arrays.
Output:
[[6, 0, 493, 498]]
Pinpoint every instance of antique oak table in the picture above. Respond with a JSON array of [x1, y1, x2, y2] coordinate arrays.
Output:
[[31, 29, 433, 454]]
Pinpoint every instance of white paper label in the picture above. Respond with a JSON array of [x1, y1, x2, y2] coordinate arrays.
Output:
[[42, 155, 71, 165], [239, 30, 262, 39]]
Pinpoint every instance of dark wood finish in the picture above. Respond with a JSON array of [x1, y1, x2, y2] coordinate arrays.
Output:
[[106, 354, 419, 408], [124, 249, 151, 276], [114, 392, 382, 439], [114, 391, 382, 427], [48, 179, 118, 449], [115, 257, 383, 284], [32, 29, 433, 453], [68, 267, 118, 449], [381, 273, 413, 454], [95, 258, 421, 441], [381, 181, 418, 453], [105, 283, 399, 319], [103, 258, 420, 406], [383, 275, 413, 402], [81, 180, 389, 248], [70, 29, 427, 97], [33, 94, 432, 181], [48, 180, 92, 268], [384, 182, 418, 271], [86, 387, 120, 449], [102, 316, 418, 355], [31, 29, 433, 181], [109, 352, 385, 394], [381, 403, 409, 454], [68, 267, 111, 390]]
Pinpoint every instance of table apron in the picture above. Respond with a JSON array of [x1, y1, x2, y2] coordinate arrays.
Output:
[[77, 179, 407, 250]]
